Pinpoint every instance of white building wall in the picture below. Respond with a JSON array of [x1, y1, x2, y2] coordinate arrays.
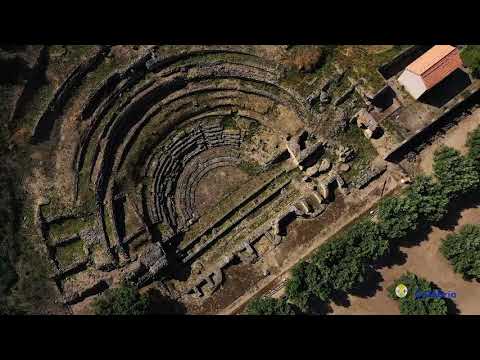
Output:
[[398, 69, 427, 100]]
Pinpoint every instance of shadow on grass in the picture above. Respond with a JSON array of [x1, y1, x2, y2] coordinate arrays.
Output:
[[375, 246, 408, 268], [349, 268, 384, 299], [148, 288, 187, 315]]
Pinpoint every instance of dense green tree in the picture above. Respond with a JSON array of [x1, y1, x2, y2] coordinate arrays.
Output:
[[317, 221, 388, 291], [311, 240, 358, 293], [346, 220, 390, 261], [461, 45, 480, 78], [303, 261, 333, 302], [440, 224, 480, 280], [433, 146, 479, 198], [406, 175, 449, 224], [245, 296, 296, 315], [388, 272, 448, 315], [467, 126, 480, 166], [286, 220, 389, 307], [285, 261, 310, 308], [329, 256, 369, 292], [91, 284, 151, 315], [286, 261, 331, 309], [378, 195, 419, 240]]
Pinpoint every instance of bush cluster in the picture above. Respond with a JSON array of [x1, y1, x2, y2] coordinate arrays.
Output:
[[244, 296, 297, 315], [92, 285, 151, 315], [441, 224, 480, 280], [461, 45, 480, 78]]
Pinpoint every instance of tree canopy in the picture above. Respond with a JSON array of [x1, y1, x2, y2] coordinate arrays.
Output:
[[388, 272, 448, 315], [440, 224, 480, 280], [378, 195, 419, 240], [285, 220, 389, 308], [406, 175, 449, 224], [245, 296, 297, 315], [467, 126, 480, 166], [433, 146, 479, 199], [461, 45, 480, 78]]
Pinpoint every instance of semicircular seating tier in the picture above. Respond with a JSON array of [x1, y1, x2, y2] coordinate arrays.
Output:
[[47, 47, 318, 250]]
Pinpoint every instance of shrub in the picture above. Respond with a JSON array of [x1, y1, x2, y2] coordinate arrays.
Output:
[[467, 126, 480, 165], [91, 284, 151, 315], [461, 45, 480, 78], [388, 272, 448, 315], [245, 296, 296, 315], [0, 298, 26, 315], [440, 224, 480, 280]]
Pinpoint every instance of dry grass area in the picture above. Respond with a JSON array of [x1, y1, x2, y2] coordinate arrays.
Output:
[[194, 166, 250, 217]]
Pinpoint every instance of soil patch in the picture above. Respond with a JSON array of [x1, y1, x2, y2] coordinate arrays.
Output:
[[194, 166, 249, 217]]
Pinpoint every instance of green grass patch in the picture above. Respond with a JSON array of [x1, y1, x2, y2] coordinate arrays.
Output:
[[238, 160, 262, 176], [48, 215, 95, 243], [55, 239, 86, 268], [48, 45, 96, 73], [0, 256, 17, 295], [103, 211, 116, 245], [461, 45, 480, 78], [21, 82, 55, 130], [171, 51, 262, 69], [335, 45, 411, 94], [382, 116, 407, 143], [337, 124, 378, 182], [221, 113, 238, 129], [84, 55, 120, 86]]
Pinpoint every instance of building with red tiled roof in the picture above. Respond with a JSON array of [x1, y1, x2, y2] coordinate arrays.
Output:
[[398, 45, 463, 100]]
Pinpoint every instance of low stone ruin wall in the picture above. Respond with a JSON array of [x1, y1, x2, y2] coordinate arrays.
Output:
[[31, 46, 111, 144]]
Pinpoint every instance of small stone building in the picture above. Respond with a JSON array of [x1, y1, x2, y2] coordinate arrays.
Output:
[[357, 109, 379, 138], [398, 45, 463, 100]]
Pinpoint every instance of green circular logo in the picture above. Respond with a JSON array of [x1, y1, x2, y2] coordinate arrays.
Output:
[[395, 283, 408, 298]]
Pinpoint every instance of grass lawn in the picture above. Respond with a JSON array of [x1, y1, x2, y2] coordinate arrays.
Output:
[[337, 124, 378, 182], [48, 215, 95, 243], [55, 239, 86, 269]]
